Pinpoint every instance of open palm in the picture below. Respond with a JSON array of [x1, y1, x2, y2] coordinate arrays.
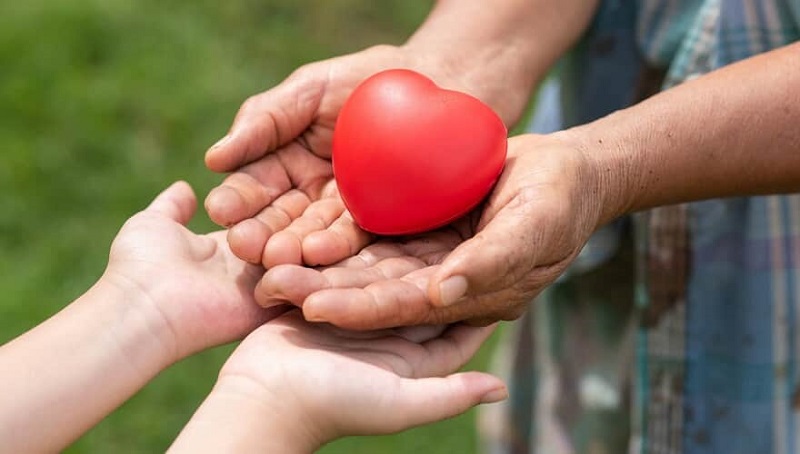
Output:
[[203, 45, 447, 268], [203, 43, 522, 272], [105, 182, 283, 359], [252, 134, 603, 330], [217, 310, 505, 445]]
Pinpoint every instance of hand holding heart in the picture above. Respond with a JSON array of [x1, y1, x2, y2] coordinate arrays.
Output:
[[203, 46, 604, 328], [204, 45, 510, 270], [255, 134, 605, 329]]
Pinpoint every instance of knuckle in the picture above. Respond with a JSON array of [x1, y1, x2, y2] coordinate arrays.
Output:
[[364, 44, 398, 56], [420, 308, 447, 327], [239, 94, 261, 115], [514, 184, 543, 206], [287, 63, 317, 83], [222, 170, 254, 188]]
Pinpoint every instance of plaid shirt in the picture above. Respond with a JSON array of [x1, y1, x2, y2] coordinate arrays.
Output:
[[479, 1, 800, 453]]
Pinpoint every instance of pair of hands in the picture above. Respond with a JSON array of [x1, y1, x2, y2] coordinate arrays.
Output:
[[203, 44, 606, 330], [108, 181, 505, 449], [106, 43, 606, 447]]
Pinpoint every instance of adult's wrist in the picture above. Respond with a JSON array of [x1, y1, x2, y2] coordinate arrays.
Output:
[[401, 4, 547, 127], [401, 40, 541, 127], [401, 0, 598, 127], [552, 122, 638, 228]]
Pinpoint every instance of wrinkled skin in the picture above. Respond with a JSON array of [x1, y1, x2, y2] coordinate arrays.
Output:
[[252, 134, 603, 330]]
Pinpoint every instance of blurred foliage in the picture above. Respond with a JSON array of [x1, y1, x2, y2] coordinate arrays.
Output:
[[0, 1, 506, 452]]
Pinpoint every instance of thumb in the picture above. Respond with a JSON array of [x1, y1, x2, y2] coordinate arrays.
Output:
[[428, 207, 538, 307], [382, 373, 507, 432], [144, 181, 197, 226], [205, 67, 325, 172]]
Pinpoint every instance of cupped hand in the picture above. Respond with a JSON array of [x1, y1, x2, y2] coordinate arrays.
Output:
[[104, 182, 285, 361], [252, 134, 605, 329], [215, 310, 506, 447], [203, 44, 512, 270]]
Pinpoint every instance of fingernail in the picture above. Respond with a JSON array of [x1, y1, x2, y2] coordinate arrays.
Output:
[[303, 306, 326, 323], [480, 387, 509, 404], [438, 275, 468, 306]]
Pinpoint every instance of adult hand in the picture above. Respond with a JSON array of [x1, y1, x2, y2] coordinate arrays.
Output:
[[203, 0, 596, 288], [170, 310, 505, 452], [203, 39, 536, 270], [204, 46, 436, 268], [104, 181, 284, 361], [247, 42, 800, 331], [0, 182, 285, 453], [252, 134, 605, 329]]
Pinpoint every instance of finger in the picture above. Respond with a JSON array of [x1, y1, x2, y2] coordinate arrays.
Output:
[[328, 242, 409, 269], [303, 284, 526, 330], [263, 198, 345, 268], [255, 265, 329, 307], [206, 230, 265, 285], [226, 189, 312, 265], [205, 67, 326, 172], [320, 256, 426, 287], [394, 227, 465, 265], [145, 181, 196, 225], [300, 269, 530, 329], [413, 324, 497, 377], [317, 230, 456, 273], [255, 254, 425, 307], [301, 270, 443, 329], [206, 141, 332, 229], [302, 212, 374, 266], [226, 218, 271, 264], [366, 372, 507, 434], [428, 200, 545, 307], [205, 153, 291, 228]]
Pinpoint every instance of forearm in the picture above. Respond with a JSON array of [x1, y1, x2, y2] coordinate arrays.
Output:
[[170, 377, 320, 454], [563, 42, 800, 224], [0, 278, 174, 452], [405, 0, 598, 125]]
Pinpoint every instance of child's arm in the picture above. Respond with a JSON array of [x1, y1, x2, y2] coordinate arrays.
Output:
[[0, 279, 175, 451], [170, 312, 506, 453], [0, 182, 281, 452]]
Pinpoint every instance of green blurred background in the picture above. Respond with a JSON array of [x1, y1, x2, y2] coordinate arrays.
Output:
[[0, 1, 507, 452]]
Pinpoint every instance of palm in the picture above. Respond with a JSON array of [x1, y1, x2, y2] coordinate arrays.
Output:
[[219, 310, 499, 437], [255, 135, 600, 330], [204, 45, 472, 269], [106, 185, 281, 357], [255, 221, 471, 325]]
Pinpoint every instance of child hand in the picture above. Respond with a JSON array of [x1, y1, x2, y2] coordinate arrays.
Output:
[[0, 181, 286, 452], [103, 181, 283, 361], [171, 311, 506, 452]]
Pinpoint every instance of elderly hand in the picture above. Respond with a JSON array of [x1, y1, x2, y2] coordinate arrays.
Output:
[[204, 45, 495, 269], [251, 134, 606, 329]]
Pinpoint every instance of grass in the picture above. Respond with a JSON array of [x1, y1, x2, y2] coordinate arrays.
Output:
[[1, 1, 505, 452]]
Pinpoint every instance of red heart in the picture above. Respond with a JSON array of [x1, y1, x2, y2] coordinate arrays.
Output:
[[332, 69, 507, 235]]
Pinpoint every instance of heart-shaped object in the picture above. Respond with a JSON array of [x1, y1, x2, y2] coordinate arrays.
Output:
[[332, 69, 507, 235]]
